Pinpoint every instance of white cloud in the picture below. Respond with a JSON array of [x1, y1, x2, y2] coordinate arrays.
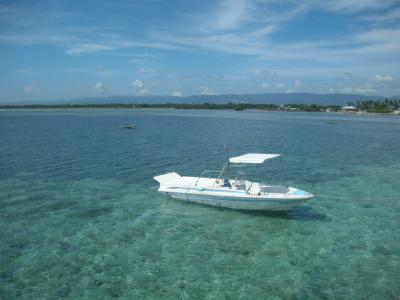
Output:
[[2, 1, 400, 98], [332, 72, 398, 95], [171, 91, 183, 97], [252, 25, 279, 37], [356, 28, 400, 44], [197, 0, 309, 35], [2, 1, 398, 64], [129, 53, 159, 58], [362, 7, 400, 22], [151, 1, 310, 57], [149, 0, 400, 69], [250, 68, 278, 78], [138, 68, 157, 74], [337, 80, 378, 95], [154, 23, 400, 65], [356, 87, 376, 94], [339, 85, 376, 94], [261, 82, 271, 89], [213, 0, 251, 31], [321, 0, 396, 12], [138, 88, 150, 96], [371, 74, 393, 82], [65, 43, 114, 56], [3, 1, 398, 73], [93, 82, 106, 93], [200, 87, 216, 95], [131, 79, 150, 95], [24, 84, 40, 94], [131, 79, 144, 88]]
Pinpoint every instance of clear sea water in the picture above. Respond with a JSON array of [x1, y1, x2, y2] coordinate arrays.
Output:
[[0, 109, 399, 299]]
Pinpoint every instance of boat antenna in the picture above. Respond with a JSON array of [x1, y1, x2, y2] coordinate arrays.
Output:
[[223, 145, 230, 163], [217, 145, 231, 181], [222, 145, 231, 179]]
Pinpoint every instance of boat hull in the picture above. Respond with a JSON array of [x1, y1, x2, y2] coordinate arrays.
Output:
[[161, 191, 310, 211], [154, 173, 313, 211]]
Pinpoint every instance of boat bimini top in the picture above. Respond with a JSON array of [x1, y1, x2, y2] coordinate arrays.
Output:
[[229, 153, 281, 164]]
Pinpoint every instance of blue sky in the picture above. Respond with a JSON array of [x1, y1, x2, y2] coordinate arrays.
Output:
[[0, 0, 399, 102]]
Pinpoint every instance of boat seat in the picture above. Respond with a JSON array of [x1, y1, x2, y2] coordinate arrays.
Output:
[[223, 179, 231, 187]]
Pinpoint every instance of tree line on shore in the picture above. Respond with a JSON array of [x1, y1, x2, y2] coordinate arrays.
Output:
[[0, 102, 341, 111], [0, 99, 398, 113], [348, 99, 400, 113]]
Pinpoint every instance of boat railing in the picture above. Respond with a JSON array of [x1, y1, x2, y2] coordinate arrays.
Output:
[[246, 182, 253, 193], [195, 170, 248, 188], [195, 170, 227, 186]]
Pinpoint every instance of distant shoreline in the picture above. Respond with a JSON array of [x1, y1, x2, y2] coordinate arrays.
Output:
[[0, 102, 399, 115]]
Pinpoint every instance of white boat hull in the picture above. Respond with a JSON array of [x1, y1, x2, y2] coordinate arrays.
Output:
[[154, 172, 313, 211], [163, 191, 309, 211]]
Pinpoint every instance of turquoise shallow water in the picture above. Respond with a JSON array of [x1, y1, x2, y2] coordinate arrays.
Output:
[[0, 109, 399, 299]]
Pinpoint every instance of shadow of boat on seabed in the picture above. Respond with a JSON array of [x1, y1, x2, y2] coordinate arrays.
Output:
[[239, 206, 329, 222], [158, 193, 327, 222]]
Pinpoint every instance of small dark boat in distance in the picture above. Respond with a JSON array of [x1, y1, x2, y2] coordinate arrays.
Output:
[[119, 124, 135, 129]]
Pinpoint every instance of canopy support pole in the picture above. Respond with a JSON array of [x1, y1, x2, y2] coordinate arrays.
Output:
[[217, 146, 230, 182]]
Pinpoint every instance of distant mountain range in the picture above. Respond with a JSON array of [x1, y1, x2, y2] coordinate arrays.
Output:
[[5, 92, 388, 105]]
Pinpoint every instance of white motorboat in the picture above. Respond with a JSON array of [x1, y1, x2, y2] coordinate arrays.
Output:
[[154, 153, 313, 211]]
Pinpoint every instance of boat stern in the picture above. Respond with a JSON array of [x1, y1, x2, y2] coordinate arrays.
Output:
[[153, 172, 181, 191]]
